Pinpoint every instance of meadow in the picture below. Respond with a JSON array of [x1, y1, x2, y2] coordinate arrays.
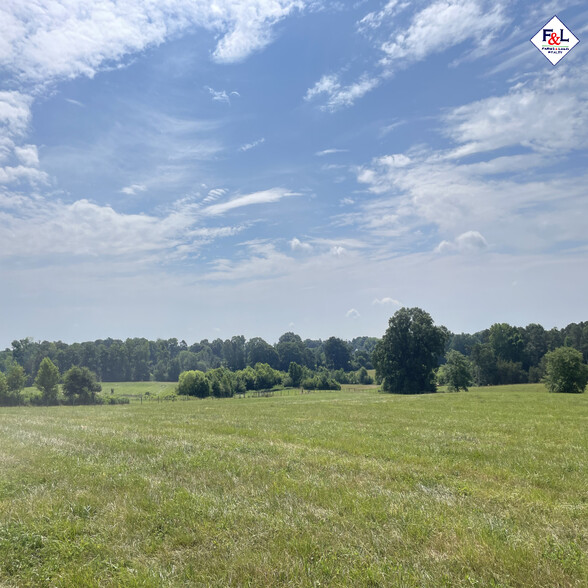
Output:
[[0, 384, 586, 587]]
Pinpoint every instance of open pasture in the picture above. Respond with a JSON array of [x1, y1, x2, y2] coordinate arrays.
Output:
[[0, 384, 586, 586]]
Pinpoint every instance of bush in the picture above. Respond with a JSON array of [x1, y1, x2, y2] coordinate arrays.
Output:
[[357, 367, 373, 385], [544, 347, 588, 394], [301, 368, 341, 391], [178, 370, 210, 398], [253, 363, 282, 390], [105, 396, 130, 405], [62, 366, 102, 404]]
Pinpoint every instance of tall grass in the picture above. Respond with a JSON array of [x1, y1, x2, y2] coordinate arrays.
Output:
[[0, 384, 586, 586]]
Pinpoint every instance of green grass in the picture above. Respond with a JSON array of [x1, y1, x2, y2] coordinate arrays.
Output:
[[100, 381, 179, 400], [0, 384, 586, 587]]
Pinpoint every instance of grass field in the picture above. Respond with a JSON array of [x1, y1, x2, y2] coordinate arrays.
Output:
[[0, 384, 586, 587]]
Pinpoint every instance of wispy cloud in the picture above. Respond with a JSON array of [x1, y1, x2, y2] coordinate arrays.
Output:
[[307, 0, 509, 112], [203, 188, 301, 216], [305, 73, 380, 111], [205, 86, 240, 105], [443, 64, 588, 158], [202, 188, 228, 204], [0, 195, 244, 262], [65, 98, 84, 107], [315, 148, 349, 156], [345, 308, 360, 319], [239, 137, 266, 152], [349, 61, 588, 255], [379, 0, 506, 67], [357, 0, 408, 32]]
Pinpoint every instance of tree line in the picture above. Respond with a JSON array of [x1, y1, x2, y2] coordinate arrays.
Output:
[[0, 315, 587, 405], [0, 353, 371, 406], [445, 320, 588, 385], [373, 308, 587, 395], [0, 334, 377, 386]]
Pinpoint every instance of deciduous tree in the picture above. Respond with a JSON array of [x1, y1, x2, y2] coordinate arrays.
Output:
[[62, 366, 101, 404], [35, 357, 60, 404], [373, 307, 448, 394], [444, 350, 473, 392], [324, 337, 352, 371], [7, 364, 26, 395], [544, 347, 588, 394]]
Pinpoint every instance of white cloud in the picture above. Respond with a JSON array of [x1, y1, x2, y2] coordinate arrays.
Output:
[[211, 1, 305, 63], [357, 0, 407, 32], [380, 0, 506, 66], [0, 194, 243, 261], [203, 188, 300, 216], [372, 297, 401, 306], [347, 58, 588, 254], [346, 308, 360, 319], [305, 74, 340, 101], [315, 148, 349, 156], [205, 86, 231, 104], [436, 231, 488, 254], [120, 183, 147, 195], [290, 237, 313, 252], [239, 137, 266, 152], [204, 241, 293, 281], [0, 91, 32, 137], [305, 73, 380, 111], [14, 144, 39, 167], [309, 1, 508, 112], [0, 165, 48, 185], [203, 188, 228, 203], [0, 0, 308, 84], [444, 64, 588, 157], [65, 98, 84, 107], [205, 86, 240, 105]]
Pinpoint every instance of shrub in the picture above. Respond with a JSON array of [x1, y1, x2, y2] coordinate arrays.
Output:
[[544, 347, 588, 394]]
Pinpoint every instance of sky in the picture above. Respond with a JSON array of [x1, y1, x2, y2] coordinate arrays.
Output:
[[1, 0, 587, 348]]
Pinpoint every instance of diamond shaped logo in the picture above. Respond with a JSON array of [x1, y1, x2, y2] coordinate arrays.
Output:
[[531, 16, 580, 66]]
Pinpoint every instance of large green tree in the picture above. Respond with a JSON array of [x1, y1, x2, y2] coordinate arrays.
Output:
[[323, 337, 352, 371], [35, 357, 60, 404], [62, 366, 102, 404], [489, 323, 524, 363], [543, 347, 588, 394], [373, 307, 448, 394], [246, 337, 280, 369]]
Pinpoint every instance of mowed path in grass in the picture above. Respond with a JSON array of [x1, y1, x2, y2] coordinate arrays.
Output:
[[0, 385, 586, 587]]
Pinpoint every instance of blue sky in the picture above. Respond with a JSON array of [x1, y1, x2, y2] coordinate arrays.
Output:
[[1, 0, 587, 347]]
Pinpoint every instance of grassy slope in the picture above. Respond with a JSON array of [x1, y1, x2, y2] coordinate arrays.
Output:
[[0, 384, 586, 587]]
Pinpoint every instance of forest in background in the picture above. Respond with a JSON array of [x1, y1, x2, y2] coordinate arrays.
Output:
[[1, 319, 587, 388]]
